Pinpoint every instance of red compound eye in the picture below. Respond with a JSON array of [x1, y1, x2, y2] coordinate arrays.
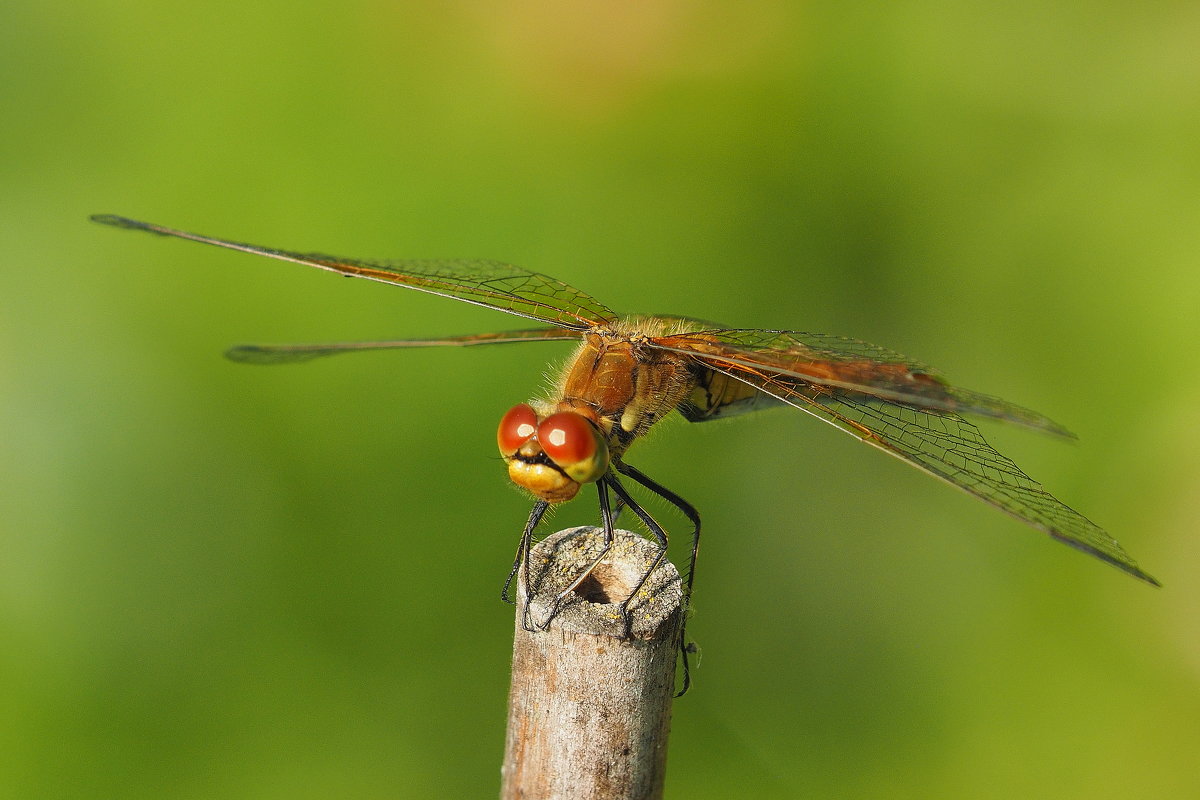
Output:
[[537, 412, 609, 483], [497, 403, 538, 455]]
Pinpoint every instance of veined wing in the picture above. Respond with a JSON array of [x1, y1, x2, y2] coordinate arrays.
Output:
[[90, 215, 617, 330], [226, 328, 580, 364], [704, 362, 1159, 586], [651, 329, 1073, 437]]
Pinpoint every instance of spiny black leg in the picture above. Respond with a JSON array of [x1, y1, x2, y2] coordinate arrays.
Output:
[[614, 460, 700, 697], [502, 500, 549, 631], [611, 493, 627, 526], [502, 500, 549, 603], [530, 480, 618, 630], [604, 475, 669, 640], [598, 476, 616, 533], [613, 461, 701, 606]]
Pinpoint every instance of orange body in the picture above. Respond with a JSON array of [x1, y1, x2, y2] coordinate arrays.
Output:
[[506, 323, 701, 503], [556, 330, 697, 452]]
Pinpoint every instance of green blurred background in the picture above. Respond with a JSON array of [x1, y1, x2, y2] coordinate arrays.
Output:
[[3, 2, 1198, 797]]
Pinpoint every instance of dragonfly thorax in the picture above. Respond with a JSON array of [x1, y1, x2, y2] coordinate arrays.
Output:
[[555, 331, 699, 445]]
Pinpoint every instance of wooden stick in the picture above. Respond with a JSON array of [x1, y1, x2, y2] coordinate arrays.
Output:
[[500, 527, 685, 800]]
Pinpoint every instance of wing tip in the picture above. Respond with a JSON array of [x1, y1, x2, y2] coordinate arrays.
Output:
[[90, 213, 141, 229], [1117, 563, 1162, 588], [1124, 562, 1162, 587], [224, 344, 334, 364], [1050, 532, 1161, 587], [224, 345, 283, 364]]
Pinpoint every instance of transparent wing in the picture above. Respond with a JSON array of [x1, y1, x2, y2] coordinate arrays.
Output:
[[225, 328, 580, 364], [702, 361, 1158, 585], [651, 329, 1073, 437], [91, 215, 617, 330]]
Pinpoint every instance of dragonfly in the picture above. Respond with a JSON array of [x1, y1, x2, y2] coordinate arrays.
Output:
[[92, 214, 1158, 690]]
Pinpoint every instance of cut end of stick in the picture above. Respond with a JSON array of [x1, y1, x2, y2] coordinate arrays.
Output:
[[503, 527, 683, 800], [521, 526, 684, 640]]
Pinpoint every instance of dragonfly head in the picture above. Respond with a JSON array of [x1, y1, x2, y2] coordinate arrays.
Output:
[[497, 403, 610, 503]]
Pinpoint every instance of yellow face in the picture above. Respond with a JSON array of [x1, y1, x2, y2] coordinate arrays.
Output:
[[497, 403, 610, 503]]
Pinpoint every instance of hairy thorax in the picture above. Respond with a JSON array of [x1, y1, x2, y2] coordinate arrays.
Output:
[[541, 317, 703, 460]]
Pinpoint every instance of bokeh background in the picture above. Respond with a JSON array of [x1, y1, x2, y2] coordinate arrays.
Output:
[[3, 2, 1198, 797]]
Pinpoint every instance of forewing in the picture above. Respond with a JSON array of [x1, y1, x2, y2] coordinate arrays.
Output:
[[652, 329, 1072, 436], [91, 215, 617, 329], [226, 328, 580, 364], [705, 363, 1158, 585]]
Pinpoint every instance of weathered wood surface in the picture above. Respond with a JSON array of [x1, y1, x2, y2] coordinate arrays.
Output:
[[500, 527, 684, 800]]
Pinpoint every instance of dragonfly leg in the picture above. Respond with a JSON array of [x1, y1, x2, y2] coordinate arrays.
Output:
[[502, 500, 549, 632], [613, 460, 701, 697], [611, 494, 627, 526], [613, 461, 701, 612], [603, 473, 670, 643], [527, 480, 618, 630]]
